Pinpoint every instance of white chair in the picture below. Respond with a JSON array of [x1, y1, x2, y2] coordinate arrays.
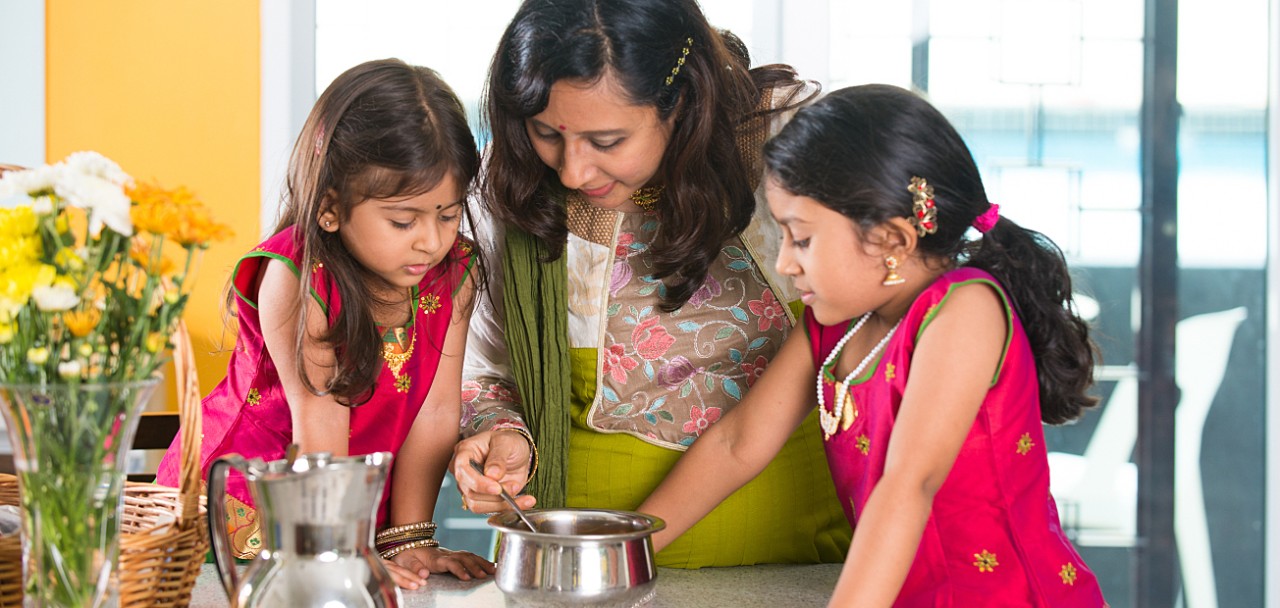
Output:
[[1048, 306, 1247, 608]]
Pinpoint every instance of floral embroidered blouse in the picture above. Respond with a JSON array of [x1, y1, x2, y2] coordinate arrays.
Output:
[[462, 88, 808, 449]]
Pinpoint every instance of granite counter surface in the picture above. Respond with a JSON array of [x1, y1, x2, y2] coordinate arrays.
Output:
[[189, 562, 841, 607]]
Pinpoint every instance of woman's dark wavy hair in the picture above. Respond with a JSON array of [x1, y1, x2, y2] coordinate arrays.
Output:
[[244, 58, 482, 406], [763, 84, 1097, 425], [483, 0, 809, 311]]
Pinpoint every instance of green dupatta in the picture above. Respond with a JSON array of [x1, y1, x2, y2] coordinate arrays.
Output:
[[501, 227, 570, 508]]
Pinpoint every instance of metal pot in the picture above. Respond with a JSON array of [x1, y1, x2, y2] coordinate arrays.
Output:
[[488, 508, 666, 607]]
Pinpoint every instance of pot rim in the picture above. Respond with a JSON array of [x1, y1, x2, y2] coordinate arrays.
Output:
[[486, 508, 666, 541]]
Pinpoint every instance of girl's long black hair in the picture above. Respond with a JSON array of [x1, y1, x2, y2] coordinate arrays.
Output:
[[763, 84, 1097, 424]]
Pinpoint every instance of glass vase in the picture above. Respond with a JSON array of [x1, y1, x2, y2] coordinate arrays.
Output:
[[0, 379, 159, 608]]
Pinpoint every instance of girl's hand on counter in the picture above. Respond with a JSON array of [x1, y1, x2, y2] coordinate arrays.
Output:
[[387, 546, 496, 588]]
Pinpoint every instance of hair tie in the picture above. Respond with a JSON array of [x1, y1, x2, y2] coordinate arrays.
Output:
[[314, 124, 326, 157], [972, 203, 1000, 233]]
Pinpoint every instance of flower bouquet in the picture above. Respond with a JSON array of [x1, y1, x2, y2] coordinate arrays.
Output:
[[0, 152, 229, 607]]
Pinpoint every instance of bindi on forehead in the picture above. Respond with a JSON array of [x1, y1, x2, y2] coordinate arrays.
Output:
[[558, 124, 567, 131]]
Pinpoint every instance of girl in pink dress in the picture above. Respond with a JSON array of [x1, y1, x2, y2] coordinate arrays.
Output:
[[155, 59, 494, 589], [641, 84, 1107, 607]]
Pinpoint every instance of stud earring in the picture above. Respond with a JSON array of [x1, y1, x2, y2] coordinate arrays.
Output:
[[324, 220, 333, 228], [882, 256, 905, 286]]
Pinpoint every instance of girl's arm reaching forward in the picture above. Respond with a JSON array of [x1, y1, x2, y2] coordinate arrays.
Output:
[[828, 283, 1007, 607], [639, 325, 818, 551], [258, 259, 351, 456]]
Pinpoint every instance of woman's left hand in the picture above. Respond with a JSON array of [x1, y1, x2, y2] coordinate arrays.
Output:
[[384, 545, 496, 589]]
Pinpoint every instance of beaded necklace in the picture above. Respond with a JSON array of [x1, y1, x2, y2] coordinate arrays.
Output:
[[816, 312, 901, 440]]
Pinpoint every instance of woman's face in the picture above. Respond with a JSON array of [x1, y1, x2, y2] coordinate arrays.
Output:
[[525, 71, 674, 213]]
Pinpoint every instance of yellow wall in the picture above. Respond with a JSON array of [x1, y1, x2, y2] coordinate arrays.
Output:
[[46, 1, 261, 400]]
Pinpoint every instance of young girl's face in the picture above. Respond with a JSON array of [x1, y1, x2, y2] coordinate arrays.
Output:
[[525, 71, 673, 213], [323, 172, 463, 296], [767, 178, 888, 326]]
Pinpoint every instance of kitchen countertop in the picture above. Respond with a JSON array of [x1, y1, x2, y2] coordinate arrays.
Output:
[[189, 562, 841, 607]]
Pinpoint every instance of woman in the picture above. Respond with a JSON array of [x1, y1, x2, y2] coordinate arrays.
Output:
[[453, 0, 850, 568]]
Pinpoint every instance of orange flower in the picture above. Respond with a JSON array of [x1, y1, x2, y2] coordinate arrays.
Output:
[[129, 237, 175, 276], [128, 181, 231, 247], [63, 308, 101, 338]]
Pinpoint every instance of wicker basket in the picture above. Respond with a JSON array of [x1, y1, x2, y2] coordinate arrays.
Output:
[[0, 323, 209, 607]]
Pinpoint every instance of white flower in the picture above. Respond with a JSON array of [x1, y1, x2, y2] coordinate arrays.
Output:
[[63, 151, 132, 187], [30, 195, 54, 215], [31, 284, 80, 311], [0, 164, 60, 199], [53, 172, 133, 237], [57, 360, 83, 380]]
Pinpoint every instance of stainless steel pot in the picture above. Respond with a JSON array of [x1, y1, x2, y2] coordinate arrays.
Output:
[[488, 508, 666, 607]]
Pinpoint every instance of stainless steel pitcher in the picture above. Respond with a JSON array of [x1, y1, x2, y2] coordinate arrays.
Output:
[[207, 451, 402, 608]]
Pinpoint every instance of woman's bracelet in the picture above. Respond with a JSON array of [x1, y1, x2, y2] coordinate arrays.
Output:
[[493, 425, 539, 483], [379, 537, 440, 560], [376, 521, 437, 543]]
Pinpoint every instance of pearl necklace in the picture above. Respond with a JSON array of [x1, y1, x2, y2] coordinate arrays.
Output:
[[816, 313, 901, 440]]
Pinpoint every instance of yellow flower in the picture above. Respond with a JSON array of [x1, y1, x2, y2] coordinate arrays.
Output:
[[54, 247, 85, 273], [0, 323, 13, 344], [27, 346, 49, 365], [145, 332, 168, 353], [77, 343, 94, 358], [63, 308, 101, 338], [0, 262, 56, 311], [0, 206, 38, 239]]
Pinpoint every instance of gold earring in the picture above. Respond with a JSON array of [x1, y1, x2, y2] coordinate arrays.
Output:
[[883, 256, 905, 286]]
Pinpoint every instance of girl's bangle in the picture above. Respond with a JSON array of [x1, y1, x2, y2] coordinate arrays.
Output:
[[375, 529, 434, 552], [376, 521, 437, 543], [379, 537, 439, 560], [494, 426, 538, 483]]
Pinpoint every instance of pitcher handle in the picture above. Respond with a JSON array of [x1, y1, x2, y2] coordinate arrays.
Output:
[[207, 454, 247, 604]]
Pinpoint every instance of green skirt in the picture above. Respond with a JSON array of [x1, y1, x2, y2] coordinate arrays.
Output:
[[566, 349, 851, 568]]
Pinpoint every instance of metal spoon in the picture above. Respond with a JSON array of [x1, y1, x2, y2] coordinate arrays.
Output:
[[469, 459, 537, 532]]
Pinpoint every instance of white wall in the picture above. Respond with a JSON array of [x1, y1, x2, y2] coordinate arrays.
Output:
[[0, 1, 45, 169]]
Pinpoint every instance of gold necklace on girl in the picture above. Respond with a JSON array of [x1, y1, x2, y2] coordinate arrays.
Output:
[[380, 289, 416, 393], [816, 312, 901, 440]]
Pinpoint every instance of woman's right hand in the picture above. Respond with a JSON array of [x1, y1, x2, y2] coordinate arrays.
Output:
[[452, 430, 537, 513]]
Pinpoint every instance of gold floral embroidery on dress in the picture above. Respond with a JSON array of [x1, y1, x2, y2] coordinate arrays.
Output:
[[885, 363, 896, 381], [311, 259, 323, 272], [457, 240, 473, 255], [225, 493, 263, 559], [245, 388, 261, 406], [973, 550, 998, 573], [395, 375, 411, 393], [1059, 563, 1078, 585], [856, 434, 870, 455], [419, 292, 441, 314], [1016, 432, 1034, 455]]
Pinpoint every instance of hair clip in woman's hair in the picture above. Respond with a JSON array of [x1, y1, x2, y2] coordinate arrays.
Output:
[[664, 37, 694, 86], [971, 203, 1000, 233], [907, 176, 937, 237]]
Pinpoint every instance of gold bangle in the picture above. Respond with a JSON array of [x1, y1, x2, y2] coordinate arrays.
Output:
[[375, 529, 435, 551], [379, 538, 439, 560], [494, 426, 538, 483], [376, 521, 437, 543]]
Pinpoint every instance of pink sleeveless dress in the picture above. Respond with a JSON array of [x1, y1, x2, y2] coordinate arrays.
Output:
[[805, 267, 1105, 607], [156, 225, 473, 554]]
